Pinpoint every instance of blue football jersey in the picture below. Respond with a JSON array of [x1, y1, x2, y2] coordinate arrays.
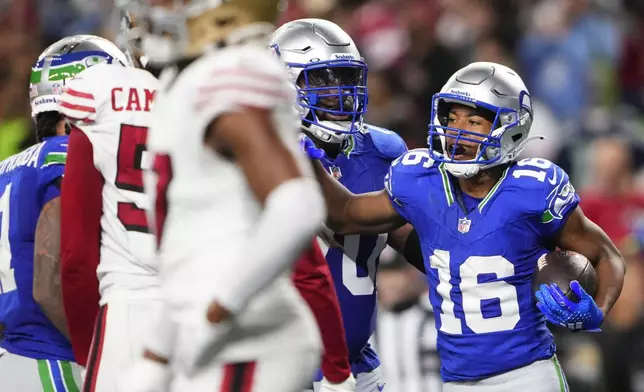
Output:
[[317, 125, 407, 376], [385, 149, 579, 382], [0, 136, 73, 361]]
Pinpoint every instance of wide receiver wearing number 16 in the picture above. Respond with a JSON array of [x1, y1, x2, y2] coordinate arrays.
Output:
[[304, 62, 626, 391]]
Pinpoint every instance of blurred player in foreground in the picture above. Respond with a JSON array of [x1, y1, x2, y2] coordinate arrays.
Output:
[[271, 19, 425, 392], [56, 34, 161, 390], [112, 5, 356, 392], [303, 61, 626, 391], [125, 0, 331, 391], [0, 35, 125, 391]]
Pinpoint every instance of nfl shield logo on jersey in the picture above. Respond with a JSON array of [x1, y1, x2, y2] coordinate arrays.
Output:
[[330, 166, 342, 180], [457, 217, 471, 234]]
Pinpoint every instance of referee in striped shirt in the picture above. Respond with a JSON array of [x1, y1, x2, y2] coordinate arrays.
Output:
[[372, 248, 442, 392]]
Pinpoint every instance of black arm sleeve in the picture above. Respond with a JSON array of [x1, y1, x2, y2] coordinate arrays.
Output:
[[403, 228, 425, 274]]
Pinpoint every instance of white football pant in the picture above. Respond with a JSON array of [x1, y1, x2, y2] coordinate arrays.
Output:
[[82, 295, 162, 392], [443, 356, 569, 392], [0, 348, 83, 391]]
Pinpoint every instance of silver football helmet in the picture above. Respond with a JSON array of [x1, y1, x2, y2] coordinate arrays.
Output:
[[116, 6, 148, 69], [270, 19, 368, 145], [117, 0, 283, 65], [29, 35, 129, 119], [428, 62, 536, 178]]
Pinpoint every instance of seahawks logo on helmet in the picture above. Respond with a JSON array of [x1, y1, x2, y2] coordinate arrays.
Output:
[[84, 55, 110, 68]]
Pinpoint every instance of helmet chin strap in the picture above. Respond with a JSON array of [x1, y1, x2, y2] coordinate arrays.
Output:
[[445, 163, 481, 178], [303, 120, 350, 145]]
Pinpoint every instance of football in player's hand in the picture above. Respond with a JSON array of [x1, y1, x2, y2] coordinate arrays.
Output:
[[533, 250, 597, 302]]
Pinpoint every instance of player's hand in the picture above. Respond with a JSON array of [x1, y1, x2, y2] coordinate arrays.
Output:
[[299, 134, 326, 160], [319, 375, 357, 392], [535, 281, 604, 332], [206, 301, 232, 324], [177, 314, 234, 376]]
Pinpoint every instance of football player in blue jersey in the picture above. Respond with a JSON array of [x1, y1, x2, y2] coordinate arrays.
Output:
[[0, 35, 129, 391], [271, 19, 425, 392], [304, 61, 626, 391]]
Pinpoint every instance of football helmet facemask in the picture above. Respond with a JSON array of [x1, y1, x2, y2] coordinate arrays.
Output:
[[270, 19, 368, 145], [428, 62, 538, 178]]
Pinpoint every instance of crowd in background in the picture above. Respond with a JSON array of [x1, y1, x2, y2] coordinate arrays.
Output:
[[1, 0, 644, 390]]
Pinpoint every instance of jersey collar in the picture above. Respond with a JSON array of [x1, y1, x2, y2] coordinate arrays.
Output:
[[438, 163, 510, 213], [341, 134, 356, 158]]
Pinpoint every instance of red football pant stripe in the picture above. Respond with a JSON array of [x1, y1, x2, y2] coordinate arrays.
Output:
[[220, 362, 256, 392], [83, 305, 108, 392]]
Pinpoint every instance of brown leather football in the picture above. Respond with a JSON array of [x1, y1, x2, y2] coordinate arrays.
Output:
[[532, 250, 597, 302]]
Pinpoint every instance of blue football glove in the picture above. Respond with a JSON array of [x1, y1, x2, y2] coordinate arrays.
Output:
[[535, 281, 604, 332], [299, 134, 326, 160]]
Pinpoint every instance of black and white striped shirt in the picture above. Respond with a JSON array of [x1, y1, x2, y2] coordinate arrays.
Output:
[[372, 293, 442, 392]]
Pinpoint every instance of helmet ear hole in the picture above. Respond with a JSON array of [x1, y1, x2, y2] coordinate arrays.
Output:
[[498, 126, 527, 159]]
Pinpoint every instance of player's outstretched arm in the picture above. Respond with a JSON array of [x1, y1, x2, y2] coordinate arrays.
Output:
[[33, 196, 70, 340], [312, 162, 406, 235], [204, 107, 326, 320], [292, 240, 353, 385], [60, 128, 103, 366], [556, 207, 626, 318]]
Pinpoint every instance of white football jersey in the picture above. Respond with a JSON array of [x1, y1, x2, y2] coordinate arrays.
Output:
[[58, 64, 160, 300], [146, 41, 318, 359]]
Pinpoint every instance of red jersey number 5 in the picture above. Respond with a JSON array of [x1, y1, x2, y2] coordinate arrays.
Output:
[[115, 124, 150, 233]]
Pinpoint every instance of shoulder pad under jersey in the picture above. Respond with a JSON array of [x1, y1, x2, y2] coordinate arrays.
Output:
[[364, 124, 408, 160], [37, 135, 69, 192], [191, 46, 295, 118], [509, 157, 580, 234], [385, 148, 435, 206], [40, 136, 69, 169], [57, 65, 104, 124]]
